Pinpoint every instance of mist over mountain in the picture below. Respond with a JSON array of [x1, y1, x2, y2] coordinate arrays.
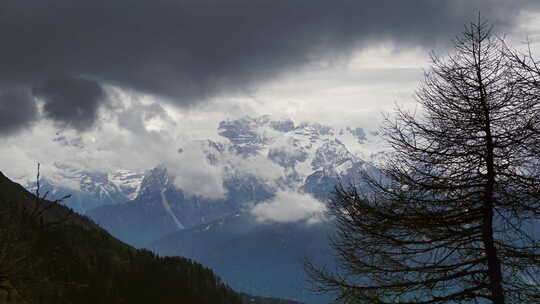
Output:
[[88, 166, 274, 246], [17, 116, 383, 302], [27, 116, 383, 213], [2, 2, 540, 303], [24, 165, 143, 213], [30, 116, 382, 242]]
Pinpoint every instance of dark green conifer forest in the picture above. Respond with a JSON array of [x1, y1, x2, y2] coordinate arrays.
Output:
[[0, 171, 243, 304]]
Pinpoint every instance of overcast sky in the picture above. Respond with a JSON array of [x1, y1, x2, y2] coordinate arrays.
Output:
[[2, 0, 540, 186]]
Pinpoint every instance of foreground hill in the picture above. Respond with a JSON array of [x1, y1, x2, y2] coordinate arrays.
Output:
[[0, 171, 281, 304]]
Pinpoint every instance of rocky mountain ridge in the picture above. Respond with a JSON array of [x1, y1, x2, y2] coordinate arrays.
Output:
[[24, 163, 143, 213], [26, 116, 383, 217], [84, 116, 382, 244], [18, 116, 384, 303]]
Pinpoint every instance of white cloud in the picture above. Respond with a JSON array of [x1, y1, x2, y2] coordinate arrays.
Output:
[[167, 143, 227, 200], [251, 190, 326, 223], [224, 153, 286, 185]]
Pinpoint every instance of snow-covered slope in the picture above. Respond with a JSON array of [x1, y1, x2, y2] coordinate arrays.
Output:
[[25, 115, 385, 224], [24, 163, 143, 213], [207, 116, 384, 199], [222, 116, 377, 167], [214, 116, 385, 176]]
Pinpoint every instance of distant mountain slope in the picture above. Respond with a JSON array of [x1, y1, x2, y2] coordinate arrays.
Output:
[[150, 213, 336, 304], [0, 171, 259, 304], [240, 293, 304, 304], [87, 166, 273, 247]]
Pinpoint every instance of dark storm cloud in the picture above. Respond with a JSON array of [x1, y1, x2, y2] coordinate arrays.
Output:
[[33, 76, 106, 131], [0, 89, 38, 136], [0, 0, 539, 130], [117, 102, 174, 134], [53, 134, 85, 149]]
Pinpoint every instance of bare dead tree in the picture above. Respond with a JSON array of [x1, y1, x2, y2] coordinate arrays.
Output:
[[0, 163, 72, 299], [306, 19, 540, 304]]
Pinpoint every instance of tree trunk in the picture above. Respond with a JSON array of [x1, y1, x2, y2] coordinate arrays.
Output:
[[481, 95, 506, 304]]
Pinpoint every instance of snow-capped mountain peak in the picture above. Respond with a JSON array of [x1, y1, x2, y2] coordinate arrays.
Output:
[[23, 115, 385, 217], [208, 116, 383, 188], [23, 163, 143, 213], [109, 169, 144, 200], [137, 165, 171, 199]]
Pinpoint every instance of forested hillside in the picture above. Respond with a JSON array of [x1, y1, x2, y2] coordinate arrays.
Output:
[[0, 171, 243, 304]]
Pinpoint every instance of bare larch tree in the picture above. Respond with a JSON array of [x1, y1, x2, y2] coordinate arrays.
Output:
[[307, 20, 540, 304], [0, 164, 72, 299]]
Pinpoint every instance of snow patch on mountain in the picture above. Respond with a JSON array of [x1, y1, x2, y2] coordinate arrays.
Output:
[[22, 162, 143, 213], [160, 189, 185, 229], [208, 116, 386, 192], [336, 128, 388, 162], [109, 169, 144, 200]]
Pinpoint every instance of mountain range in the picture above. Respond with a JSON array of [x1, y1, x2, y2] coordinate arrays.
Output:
[[19, 116, 384, 303], [24, 164, 143, 213]]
